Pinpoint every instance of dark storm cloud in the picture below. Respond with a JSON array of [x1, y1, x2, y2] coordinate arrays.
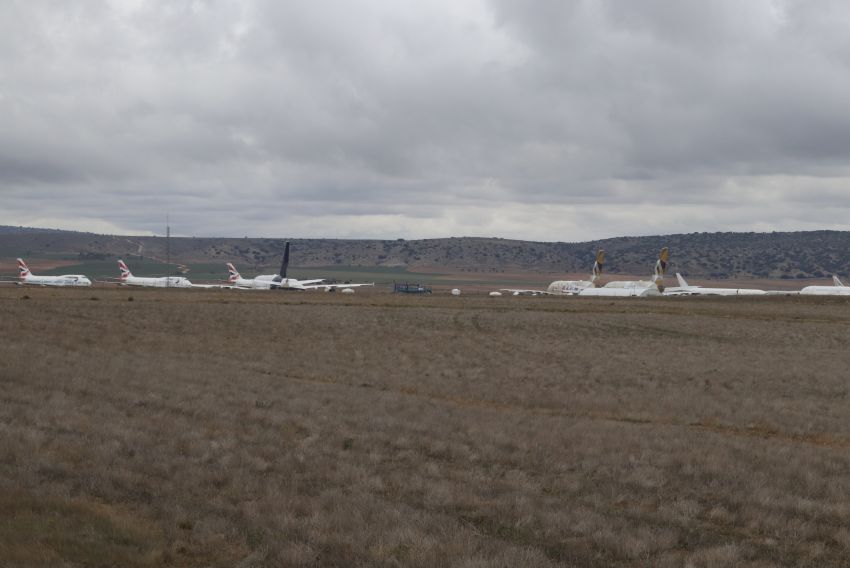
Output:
[[2, 0, 850, 239]]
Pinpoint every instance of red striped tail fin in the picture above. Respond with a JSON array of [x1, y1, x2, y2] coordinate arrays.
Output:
[[117, 259, 132, 280], [16, 258, 30, 279], [226, 263, 241, 283]]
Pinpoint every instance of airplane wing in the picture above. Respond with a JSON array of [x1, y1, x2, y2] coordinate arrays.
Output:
[[302, 283, 375, 291], [498, 289, 552, 296], [261, 278, 328, 290], [661, 287, 695, 296]]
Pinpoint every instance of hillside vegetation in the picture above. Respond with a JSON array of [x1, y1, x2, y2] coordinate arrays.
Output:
[[2, 226, 850, 278]]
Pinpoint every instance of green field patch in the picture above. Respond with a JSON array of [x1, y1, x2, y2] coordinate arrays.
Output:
[[3, 255, 554, 288], [0, 256, 170, 279], [179, 262, 235, 281], [177, 263, 410, 283], [298, 265, 425, 283], [215, 264, 434, 284]]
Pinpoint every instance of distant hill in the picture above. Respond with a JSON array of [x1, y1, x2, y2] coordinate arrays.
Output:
[[2, 225, 850, 279], [0, 225, 87, 235]]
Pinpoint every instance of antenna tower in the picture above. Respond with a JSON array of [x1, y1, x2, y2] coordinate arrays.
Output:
[[166, 214, 171, 287]]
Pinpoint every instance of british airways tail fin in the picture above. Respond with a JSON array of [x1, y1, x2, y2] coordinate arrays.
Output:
[[117, 259, 132, 280], [226, 263, 241, 283], [16, 258, 31, 279]]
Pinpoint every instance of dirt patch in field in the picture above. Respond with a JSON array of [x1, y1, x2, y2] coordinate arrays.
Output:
[[2, 288, 850, 566]]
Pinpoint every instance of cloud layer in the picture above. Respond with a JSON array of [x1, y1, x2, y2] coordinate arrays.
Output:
[[3, 0, 850, 239]]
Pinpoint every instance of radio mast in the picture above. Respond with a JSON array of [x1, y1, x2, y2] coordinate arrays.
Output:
[[166, 214, 171, 287]]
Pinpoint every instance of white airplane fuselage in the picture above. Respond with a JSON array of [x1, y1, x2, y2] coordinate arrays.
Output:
[[666, 287, 766, 296], [579, 285, 661, 297], [547, 280, 594, 295], [230, 275, 272, 289], [701, 288, 763, 296], [231, 274, 325, 290], [21, 274, 91, 287], [603, 280, 656, 289], [665, 273, 766, 296], [799, 286, 850, 296], [120, 276, 193, 288]]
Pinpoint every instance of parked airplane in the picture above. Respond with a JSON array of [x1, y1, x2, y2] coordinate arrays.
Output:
[[664, 273, 767, 296], [498, 250, 606, 296], [800, 275, 850, 296], [499, 288, 547, 296], [225, 263, 324, 291], [547, 250, 607, 295], [117, 259, 194, 288], [578, 248, 669, 297], [227, 242, 373, 291], [15, 258, 91, 287]]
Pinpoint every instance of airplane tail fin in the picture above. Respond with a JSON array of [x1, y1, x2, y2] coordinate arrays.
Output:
[[653, 247, 669, 283], [117, 259, 132, 280], [833, 275, 845, 287], [226, 262, 241, 283], [276, 241, 290, 280], [591, 249, 606, 283], [676, 272, 689, 288], [16, 258, 30, 279]]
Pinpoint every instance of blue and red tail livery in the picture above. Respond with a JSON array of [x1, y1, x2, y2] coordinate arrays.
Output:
[[17, 258, 30, 279]]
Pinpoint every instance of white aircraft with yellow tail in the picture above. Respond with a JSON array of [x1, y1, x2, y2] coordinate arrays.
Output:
[[578, 248, 669, 297]]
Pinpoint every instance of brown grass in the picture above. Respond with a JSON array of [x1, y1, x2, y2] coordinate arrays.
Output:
[[1, 288, 850, 566]]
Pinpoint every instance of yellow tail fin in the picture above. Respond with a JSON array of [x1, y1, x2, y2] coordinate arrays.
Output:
[[591, 249, 606, 282], [654, 247, 669, 286]]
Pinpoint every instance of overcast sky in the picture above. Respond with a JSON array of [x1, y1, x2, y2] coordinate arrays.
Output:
[[3, 1, 850, 240]]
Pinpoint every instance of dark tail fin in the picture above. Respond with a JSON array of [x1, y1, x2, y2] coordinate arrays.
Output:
[[278, 241, 290, 279]]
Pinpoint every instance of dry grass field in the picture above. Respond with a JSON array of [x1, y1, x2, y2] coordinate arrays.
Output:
[[2, 287, 850, 567]]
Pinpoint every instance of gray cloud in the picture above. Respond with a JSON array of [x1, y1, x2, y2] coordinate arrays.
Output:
[[3, 0, 850, 240]]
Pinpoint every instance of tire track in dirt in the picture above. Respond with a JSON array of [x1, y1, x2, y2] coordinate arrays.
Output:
[[238, 298, 850, 328], [110, 235, 190, 274], [260, 369, 850, 451], [249, 368, 835, 565]]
